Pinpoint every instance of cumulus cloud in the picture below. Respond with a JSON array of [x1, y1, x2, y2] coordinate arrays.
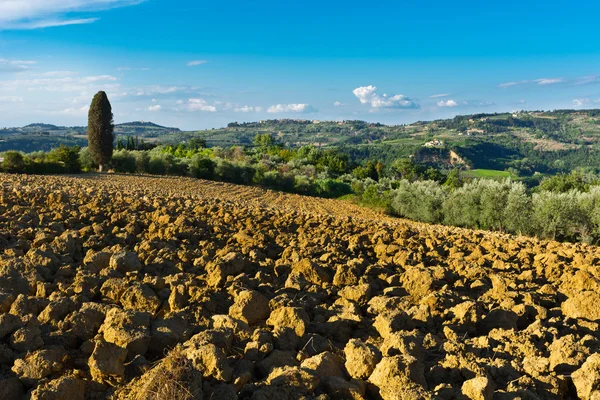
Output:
[[437, 99, 458, 107], [0, 0, 146, 30], [333, 101, 345, 107], [187, 60, 208, 67], [148, 104, 161, 112], [352, 85, 419, 110], [267, 104, 317, 113], [188, 99, 217, 112]]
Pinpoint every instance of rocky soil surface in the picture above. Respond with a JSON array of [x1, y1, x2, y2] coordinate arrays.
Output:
[[1, 173, 600, 399]]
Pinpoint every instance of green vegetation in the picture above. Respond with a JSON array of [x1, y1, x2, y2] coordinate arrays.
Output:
[[7, 108, 600, 244], [5, 133, 600, 244], [87, 91, 114, 172], [462, 169, 515, 179]]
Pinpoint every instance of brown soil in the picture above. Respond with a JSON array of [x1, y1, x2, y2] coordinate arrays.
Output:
[[0, 173, 599, 399]]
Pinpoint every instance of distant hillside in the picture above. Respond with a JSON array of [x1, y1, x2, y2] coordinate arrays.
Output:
[[0, 121, 180, 152], [6, 110, 600, 176], [23, 123, 62, 130], [114, 121, 180, 137], [158, 109, 600, 176]]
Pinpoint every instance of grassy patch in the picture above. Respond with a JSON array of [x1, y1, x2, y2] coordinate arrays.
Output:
[[462, 169, 516, 179]]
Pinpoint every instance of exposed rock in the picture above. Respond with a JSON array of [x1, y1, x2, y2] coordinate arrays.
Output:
[[345, 339, 381, 379], [206, 252, 249, 287], [109, 251, 142, 274], [461, 376, 495, 400], [99, 307, 151, 357], [300, 351, 345, 379], [572, 353, 600, 400], [368, 355, 428, 400], [89, 340, 128, 383], [30, 375, 86, 400], [12, 347, 67, 386], [266, 306, 309, 337], [184, 341, 233, 382], [266, 366, 320, 394], [562, 291, 600, 321], [229, 289, 270, 325], [120, 283, 162, 314]]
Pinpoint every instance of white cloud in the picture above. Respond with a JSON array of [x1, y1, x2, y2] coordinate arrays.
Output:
[[57, 105, 89, 115], [352, 85, 419, 110], [148, 104, 161, 112], [0, 58, 36, 73], [535, 78, 563, 85], [430, 93, 450, 99], [499, 78, 563, 88], [267, 103, 317, 113], [188, 99, 217, 112], [132, 85, 193, 96], [436, 99, 493, 108], [575, 76, 599, 85], [573, 98, 600, 107], [498, 81, 522, 88], [333, 101, 345, 107], [0, 0, 146, 30], [0, 96, 24, 103], [235, 105, 262, 113], [187, 60, 207, 67], [39, 71, 77, 77], [117, 66, 150, 71], [0, 75, 119, 93], [437, 99, 458, 107]]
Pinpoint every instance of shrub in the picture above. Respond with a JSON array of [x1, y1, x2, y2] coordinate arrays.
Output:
[[293, 175, 313, 195], [314, 179, 352, 198], [111, 150, 137, 173], [47, 146, 82, 173], [532, 190, 598, 242], [1, 151, 26, 173], [132, 151, 150, 173], [190, 155, 215, 179], [79, 147, 97, 171], [391, 180, 447, 223], [148, 156, 168, 175]]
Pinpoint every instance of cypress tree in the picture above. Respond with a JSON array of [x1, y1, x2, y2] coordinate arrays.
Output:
[[87, 91, 114, 172]]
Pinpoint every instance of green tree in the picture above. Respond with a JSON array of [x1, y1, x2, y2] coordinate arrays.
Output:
[[352, 160, 379, 180], [87, 91, 114, 172], [254, 134, 274, 148], [48, 145, 82, 173], [444, 168, 463, 189], [1, 151, 26, 173], [190, 154, 215, 179]]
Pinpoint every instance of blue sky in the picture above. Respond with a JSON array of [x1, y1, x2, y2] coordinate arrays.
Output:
[[1, 0, 600, 129]]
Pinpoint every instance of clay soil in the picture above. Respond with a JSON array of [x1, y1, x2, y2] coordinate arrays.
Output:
[[0, 173, 599, 399]]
